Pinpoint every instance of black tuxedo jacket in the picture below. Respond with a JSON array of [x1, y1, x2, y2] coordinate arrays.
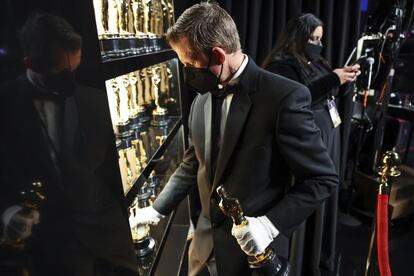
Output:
[[0, 75, 136, 271], [153, 58, 338, 275]]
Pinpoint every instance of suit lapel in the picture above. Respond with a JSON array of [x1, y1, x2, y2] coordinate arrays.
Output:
[[16, 76, 64, 186], [209, 57, 259, 194], [204, 94, 213, 185], [211, 90, 252, 193]]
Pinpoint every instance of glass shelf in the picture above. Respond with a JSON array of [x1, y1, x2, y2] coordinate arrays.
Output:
[[103, 49, 176, 81]]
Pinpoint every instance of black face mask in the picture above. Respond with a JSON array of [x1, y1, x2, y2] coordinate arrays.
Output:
[[183, 54, 224, 95], [305, 42, 323, 61], [43, 69, 76, 98]]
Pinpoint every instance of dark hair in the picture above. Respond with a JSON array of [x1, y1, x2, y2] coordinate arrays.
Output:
[[166, 1, 241, 54], [20, 13, 82, 73], [262, 13, 323, 68]]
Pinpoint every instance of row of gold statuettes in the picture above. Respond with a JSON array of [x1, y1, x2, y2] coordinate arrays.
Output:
[[93, 0, 175, 60], [116, 112, 171, 193], [105, 61, 176, 138]]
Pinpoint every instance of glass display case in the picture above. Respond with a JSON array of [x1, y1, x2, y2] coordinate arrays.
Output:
[[105, 58, 181, 194], [90, 0, 190, 274]]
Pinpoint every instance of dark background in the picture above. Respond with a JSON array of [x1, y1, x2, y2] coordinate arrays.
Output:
[[2, 0, 414, 86], [0, 0, 365, 87], [1, 1, 413, 275]]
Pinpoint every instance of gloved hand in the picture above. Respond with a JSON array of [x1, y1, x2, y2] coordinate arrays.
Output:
[[129, 206, 165, 228], [2, 205, 40, 242], [231, 216, 279, 256]]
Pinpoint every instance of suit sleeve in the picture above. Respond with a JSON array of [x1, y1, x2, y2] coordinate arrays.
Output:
[[152, 97, 199, 216], [266, 86, 339, 236]]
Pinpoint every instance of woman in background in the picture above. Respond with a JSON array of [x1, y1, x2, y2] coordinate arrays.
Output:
[[262, 13, 360, 276]]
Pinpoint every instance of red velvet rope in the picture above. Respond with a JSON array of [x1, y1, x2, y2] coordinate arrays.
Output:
[[377, 194, 392, 276]]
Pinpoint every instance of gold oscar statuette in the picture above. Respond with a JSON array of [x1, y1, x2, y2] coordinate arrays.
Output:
[[131, 137, 142, 176], [216, 186, 288, 274], [131, 0, 145, 37], [147, 171, 160, 204], [135, 70, 151, 126], [105, 78, 131, 137], [151, 65, 168, 126], [141, 68, 153, 106], [130, 0, 150, 53], [93, 0, 108, 38], [107, 0, 120, 36], [141, 0, 153, 36], [166, 0, 175, 29], [149, 0, 163, 37], [126, 0, 135, 35], [160, 62, 176, 104], [117, 0, 134, 37], [118, 144, 130, 193], [126, 73, 142, 129], [94, 0, 125, 59], [138, 136, 148, 167], [121, 140, 135, 187], [141, 0, 160, 51], [130, 188, 156, 257]]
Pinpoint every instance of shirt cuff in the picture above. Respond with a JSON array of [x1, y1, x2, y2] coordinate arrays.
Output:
[[260, 215, 280, 239]]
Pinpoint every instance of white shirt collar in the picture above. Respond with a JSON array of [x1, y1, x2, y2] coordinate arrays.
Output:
[[228, 54, 249, 86]]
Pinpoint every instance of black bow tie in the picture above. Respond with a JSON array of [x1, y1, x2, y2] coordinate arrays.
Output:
[[210, 83, 238, 98]]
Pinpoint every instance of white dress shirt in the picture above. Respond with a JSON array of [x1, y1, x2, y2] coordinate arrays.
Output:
[[26, 69, 62, 156], [218, 55, 249, 145]]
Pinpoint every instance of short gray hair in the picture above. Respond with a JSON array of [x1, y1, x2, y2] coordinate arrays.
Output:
[[166, 2, 241, 54]]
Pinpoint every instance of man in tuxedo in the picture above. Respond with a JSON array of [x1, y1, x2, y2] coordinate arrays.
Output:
[[0, 14, 136, 275], [129, 2, 338, 276]]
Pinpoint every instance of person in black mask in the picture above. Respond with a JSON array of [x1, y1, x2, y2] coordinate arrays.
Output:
[[262, 13, 360, 276], [0, 14, 137, 275], [130, 4, 338, 276]]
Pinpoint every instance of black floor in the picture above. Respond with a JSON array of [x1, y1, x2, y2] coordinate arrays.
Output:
[[323, 213, 414, 276], [180, 213, 414, 276]]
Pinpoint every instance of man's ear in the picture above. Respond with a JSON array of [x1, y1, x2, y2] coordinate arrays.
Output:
[[211, 47, 226, 65]]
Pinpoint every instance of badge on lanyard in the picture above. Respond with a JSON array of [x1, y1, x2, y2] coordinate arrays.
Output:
[[327, 98, 341, 128]]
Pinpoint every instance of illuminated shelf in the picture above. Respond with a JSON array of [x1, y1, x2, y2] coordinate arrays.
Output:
[[124, 116, 182, 204], [103, 49, 177, 80]]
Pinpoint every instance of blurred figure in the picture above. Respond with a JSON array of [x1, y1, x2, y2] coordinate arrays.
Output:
[[263, 13, 360, 276], [0, 14, 136, 276]]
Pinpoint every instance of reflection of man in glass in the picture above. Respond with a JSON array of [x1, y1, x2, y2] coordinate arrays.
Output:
[[0, 14, 137, 275], [130, 2, 338, 276]]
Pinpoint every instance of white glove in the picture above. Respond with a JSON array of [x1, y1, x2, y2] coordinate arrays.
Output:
[[129, 206, 165, 228], [2, 205, 40, 242], [231, 216, 279, 256]]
